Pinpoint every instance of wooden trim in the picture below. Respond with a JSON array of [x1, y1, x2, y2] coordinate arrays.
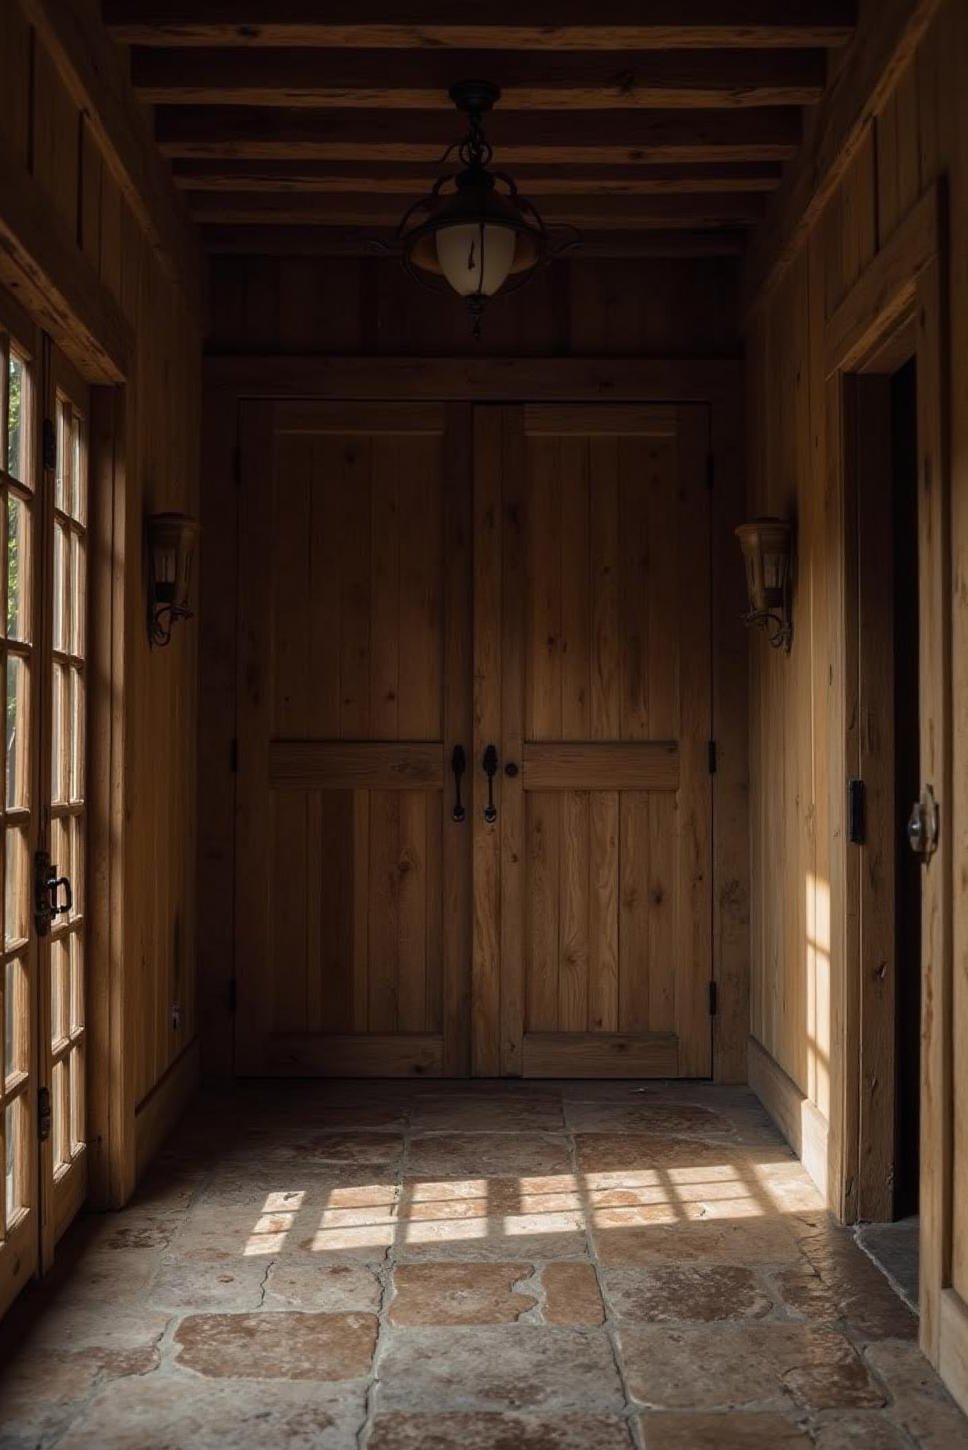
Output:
[[744, 0, 944, 309], [133, 1038, 200, 1179], [748, 1036, 830, 1200], [939, 1291, 968, 1418], [0, 138, 130, 384], [262, 1033, 442, 1076], [86, 384, 133, 1209], [522, 741, 679, 792], [824, 185, 939, 377], [106, 5, 858, 50], [205, 355, 742, 405], [523, 404, 679, 436], [273, 401, 445, 434], [710, 395, 749, 1084], [269, 741, 444, 791], [18, 0, 204, 316], [917, 246, 952, 1367], [522, 1032, 678, 1078]]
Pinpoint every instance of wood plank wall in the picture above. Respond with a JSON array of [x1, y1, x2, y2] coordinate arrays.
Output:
[[0, 2, 202, 1170], [208, 254, 741, 358], [746, 0, 967, 1200]]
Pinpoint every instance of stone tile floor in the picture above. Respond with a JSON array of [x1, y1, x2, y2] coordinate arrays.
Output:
[[1, 1079, 966, 1448]]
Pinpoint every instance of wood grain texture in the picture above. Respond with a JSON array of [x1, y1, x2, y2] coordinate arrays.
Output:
[[522, 1031, 678, 1078], [270, 742, 444, 791], [522, 743, 679, 791]]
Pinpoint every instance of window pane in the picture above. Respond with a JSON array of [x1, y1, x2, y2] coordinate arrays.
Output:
[[71, 416, 84, 524], [70, 1047, 83, 1154], [53, 522, 68, 654], [7, 352, 25, 484], [6, 654, 29, 810], [71, 532, 85, 658], [69, 815, 83, 918], [3, 957, 23, 1082], [51, 662, 65, 801], [52, 1057, 68, 1171], [55, 403, 66, 512], [5, 1094, 24, 1226], [70, 932, 83, 1033], [51, 936, 68, 1045], [7, 494, 30, 642], [4, 826, 29, 948], [70, 668, 84, 804]]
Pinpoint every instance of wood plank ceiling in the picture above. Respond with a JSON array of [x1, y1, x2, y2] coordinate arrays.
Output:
[[103, 2, 858, 259]]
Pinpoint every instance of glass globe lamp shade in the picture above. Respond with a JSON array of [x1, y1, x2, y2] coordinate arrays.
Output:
[[434, 221, 517, 298]]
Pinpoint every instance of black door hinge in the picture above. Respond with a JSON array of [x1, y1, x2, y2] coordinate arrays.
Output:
[[43, 418, 56, 471], [847, 777, 866, 845], [37, 1085, 52, 1142], [229, 738, 238, 774], [708, 740, 718, 775], [709, 981, 718, 1017], [228, 977, 237, 1015]]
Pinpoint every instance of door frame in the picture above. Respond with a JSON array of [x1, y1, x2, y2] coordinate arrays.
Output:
[[203, 355, 749, 1085], [824, 182, 955, 1373]]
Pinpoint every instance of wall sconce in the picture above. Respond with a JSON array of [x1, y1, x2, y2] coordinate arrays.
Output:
[[735, 516, 793, 652], [146, 512, 199, 648]]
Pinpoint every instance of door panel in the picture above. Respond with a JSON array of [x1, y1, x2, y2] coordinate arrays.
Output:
[[236, 401, 471, 1076], [41, 348, 89, 1258], [475, 403, 712, 1078], [0, 298, 40, 1316]]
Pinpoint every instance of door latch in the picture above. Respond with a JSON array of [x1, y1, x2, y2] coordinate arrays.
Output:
[[907, 785, 939, 863], [482, 744, 498, 824], [34, 849, 73, 937]]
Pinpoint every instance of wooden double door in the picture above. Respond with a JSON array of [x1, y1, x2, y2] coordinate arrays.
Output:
[[236, 400, 713, 1078]]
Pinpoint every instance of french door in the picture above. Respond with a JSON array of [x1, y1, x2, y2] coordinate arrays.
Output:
[[235, 399, 712, 1077], [0, 290, 89, 1316]]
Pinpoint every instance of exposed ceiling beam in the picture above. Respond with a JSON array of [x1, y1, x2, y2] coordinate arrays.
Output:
[[200, 224, 748, 256], [186, 190, 765, 227], [132, 46, 826, 109], [156, 107, 801, 163], [18, 0, 204, 315], [105, 2, 856, 50], [172, 159, 785, 194], [745, 0, 943, 304]]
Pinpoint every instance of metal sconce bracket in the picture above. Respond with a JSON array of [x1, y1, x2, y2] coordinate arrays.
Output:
[[741, 604, 793, 652]]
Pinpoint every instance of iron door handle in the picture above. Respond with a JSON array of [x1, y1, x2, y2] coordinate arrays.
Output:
[[482, 744, 498, 823], [34, 849, 73, 936], [907, 785, 939, 863], [450, 744, 467, 822]]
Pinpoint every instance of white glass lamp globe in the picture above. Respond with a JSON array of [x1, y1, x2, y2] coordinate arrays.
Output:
[[435, 222, 516, 298]]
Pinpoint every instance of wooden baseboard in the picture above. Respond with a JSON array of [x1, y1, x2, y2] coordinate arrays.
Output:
[[748, 1035, 830, 1204], [938, 1290, 968, 1418], [134, 1038, 200, 1183], [522, 1032, 679, 1078]]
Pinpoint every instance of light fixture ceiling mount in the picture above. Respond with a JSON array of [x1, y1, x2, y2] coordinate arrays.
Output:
[[394, 79, 577, 337]]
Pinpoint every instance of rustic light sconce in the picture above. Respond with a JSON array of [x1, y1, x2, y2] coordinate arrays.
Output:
[[735, 517, 793, 652], [146, 512, 199, 648]]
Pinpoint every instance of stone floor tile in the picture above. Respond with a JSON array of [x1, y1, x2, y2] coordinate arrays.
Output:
[[864, 1340, 968, 1447], [855, 1218, 919, 1309], [60, 1376, 368, 1449], [638, 1410, 811, 1447], [407, 1132, 572, 1179], [389, 1262, 536, 1325], [375, 1326, 625, 1413], [619, 1324, 885, 1411], [368, 1411, 634, 1448], [789, 1229, 919, 1340], [399, 1174, 581, 1218], [594, 1215, 802, 1268], [603, 1265, 773, 1323], [542, 1262, 605, 1325], [411, 1095, 565, 1131], [565, 1102, 743, 1139], [173, 1309, 377, 1380], [576, 1131, 752, 1174], [267, 1258, 383, 1312], [147, 1256, 270, 1312], [393, 1214, 589, 1262], [811, 1411, 916, 1448], [262, 1130, 404, 1165]]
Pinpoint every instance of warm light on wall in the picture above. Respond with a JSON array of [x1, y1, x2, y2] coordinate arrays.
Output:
[[735, 517, 793, 652], [146, 512, 199, 648]]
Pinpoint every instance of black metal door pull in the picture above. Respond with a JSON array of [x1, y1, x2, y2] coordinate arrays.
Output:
[[482, 744, 498, 823], [34, 849, 73, 937], [451, 744, 467, 822]]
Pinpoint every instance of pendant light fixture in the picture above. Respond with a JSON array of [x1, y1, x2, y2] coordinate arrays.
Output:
[[396, 80, 576, 337]]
